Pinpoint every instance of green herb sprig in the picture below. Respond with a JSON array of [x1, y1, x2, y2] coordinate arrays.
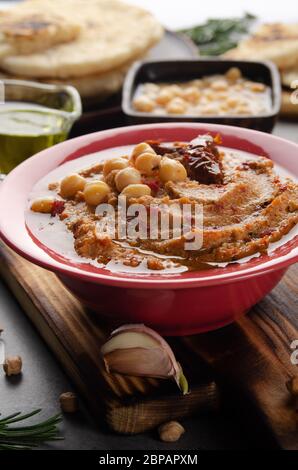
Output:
[[0, 409, 63, 450], [181, 13, 256, 55]]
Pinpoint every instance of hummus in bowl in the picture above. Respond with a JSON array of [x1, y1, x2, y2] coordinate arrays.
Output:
[[0, 123, 297, 334], [27, 134, 298, 274]]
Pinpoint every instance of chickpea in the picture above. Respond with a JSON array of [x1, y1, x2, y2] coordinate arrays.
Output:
[[233, 83, 243, 91], [31, 197, 55, 214], [131, 142, 155, 161], [250, 82, 265, 92], [60, 174, 86, 198], [121, 183, 151, 199], [202, 104, 218, 115], [235, 104, 250, 115], [115, 167, 141, 192], [159, 157, 187, 183], [3, 356, 22, 376], [190, 79, 203, 88], [143, 83, 159, 94], [220, 104, 229, 113], [183, 86, 201, 103], [203, 89, 215, 102], [225, 67, 242, 81], [135, 152, 161, 175], [226, 96, 238, 108], [202, 78, 212, 87], [158, 421, 185, 443], [133, 95, 155, 112], [83, 181, 110, 206], [199, 96, 208, 105], [217, 92, 228, 101], [156, 89, 174, 105], [59, 392, 79, 413], [211, 79, 228, 91], [166, 97, 187, 115], [103, 157, 128, 177], [170, 85, 184, 97]]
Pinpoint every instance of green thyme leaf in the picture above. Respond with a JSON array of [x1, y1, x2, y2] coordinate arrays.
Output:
[[180, 12, 256, 55]]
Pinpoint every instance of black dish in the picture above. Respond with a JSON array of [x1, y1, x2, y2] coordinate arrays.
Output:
[[122, 58, 281, 133]]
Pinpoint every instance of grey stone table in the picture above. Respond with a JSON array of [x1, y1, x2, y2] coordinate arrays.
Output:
[[0, 121, 297, 450]]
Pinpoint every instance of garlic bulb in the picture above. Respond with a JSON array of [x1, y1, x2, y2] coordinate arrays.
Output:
[[101, 324, 188, 394]]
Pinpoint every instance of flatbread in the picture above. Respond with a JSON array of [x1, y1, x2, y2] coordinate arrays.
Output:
[[0, 67, 125, 99], [0, 56, 142, 100], [0, 12, 80, 57], [224, 23, 298, 69], [0, 0, 163, 79], [46, 67, 128, 98]]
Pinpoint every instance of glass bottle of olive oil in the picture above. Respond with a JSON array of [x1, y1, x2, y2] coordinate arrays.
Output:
[[0, 103, 70, 174]]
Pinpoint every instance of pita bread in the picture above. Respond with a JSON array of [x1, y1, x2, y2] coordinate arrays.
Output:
[[0, 0, 163, 79], [224, 23, 298, 69], [281, 68, 298, 88], [0, 12, 80, 57], [41, 63, 134, 99], [0, 56, 142, 100], [0, 68, 124, 98]]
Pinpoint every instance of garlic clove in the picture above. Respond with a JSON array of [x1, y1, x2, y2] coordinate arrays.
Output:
[[101, 324, 189, 394], [103, 347, 175, 378], [286, 376, 298, 397], [176, 363, 189, 396], [102, 330, 163, 354]]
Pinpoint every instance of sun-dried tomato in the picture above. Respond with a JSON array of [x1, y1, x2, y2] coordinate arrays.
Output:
[[51, 200, 65, 217]]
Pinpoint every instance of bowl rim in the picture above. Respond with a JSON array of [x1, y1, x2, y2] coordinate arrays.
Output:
[[0, 122, 297, 290], [122, 58, 281, 120]]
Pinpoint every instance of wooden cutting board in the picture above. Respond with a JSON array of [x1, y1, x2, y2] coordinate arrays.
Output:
[[0, 241, 297, 448], [0, 242, 219, 435]]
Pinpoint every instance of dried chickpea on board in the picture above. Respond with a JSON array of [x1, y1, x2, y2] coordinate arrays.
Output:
[[133, 68, 272, 116]]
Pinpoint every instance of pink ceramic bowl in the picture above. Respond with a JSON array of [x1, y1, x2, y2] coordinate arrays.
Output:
[[0, 123, 297, 335]]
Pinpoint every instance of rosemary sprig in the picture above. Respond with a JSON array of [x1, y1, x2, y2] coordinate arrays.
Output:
[[180, 13, 256, 55], [0, 409, 63, 450]]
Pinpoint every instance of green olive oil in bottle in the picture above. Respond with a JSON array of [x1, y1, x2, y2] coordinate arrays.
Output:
[[0, 103, 70, 174]]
